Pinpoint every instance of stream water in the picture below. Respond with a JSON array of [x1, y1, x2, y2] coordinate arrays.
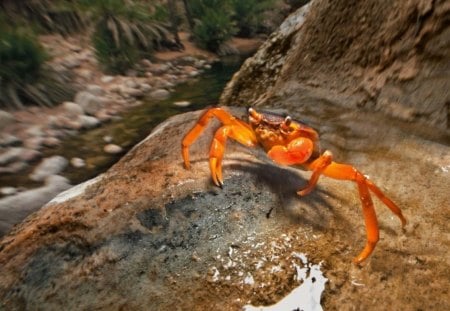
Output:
[[0, 56, 244, 189]]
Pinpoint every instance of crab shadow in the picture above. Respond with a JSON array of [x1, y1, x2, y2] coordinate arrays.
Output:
[[216, 157, 352, 233]]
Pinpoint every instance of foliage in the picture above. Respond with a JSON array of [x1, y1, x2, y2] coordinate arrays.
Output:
[[189, 0, 237, 52], [229, 0, 275, 37], [0, 30, 73, 109], [83, 0, 171, 73], [1, 0, 85, 35]]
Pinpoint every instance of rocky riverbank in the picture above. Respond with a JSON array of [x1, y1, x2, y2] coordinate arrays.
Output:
[[0, 32, 262, 235]]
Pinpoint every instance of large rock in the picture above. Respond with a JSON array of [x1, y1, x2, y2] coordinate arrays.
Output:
[[0, 108, 448, 310], [220, 0, 450, 130]]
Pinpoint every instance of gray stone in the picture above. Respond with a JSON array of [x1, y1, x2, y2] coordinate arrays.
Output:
[[0, 148, 23, 165], [0, 134, 21, 147], [74, 91, 105, 116], [86, 85, 105, 96], [101, 75, 114, 83], [70, 157, 85, 168], [173, 101, 191, 107], [0, 187, 17, 196], [62, 101, 84, 117], [30, 156, 68, 181], [79, 115, 100, 129], [103, 144, 122, 154], [149, 89, 170, 100]]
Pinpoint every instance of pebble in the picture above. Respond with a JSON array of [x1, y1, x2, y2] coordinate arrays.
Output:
[[0, 187, 17, 196], [30, 156, 69, 181], [101, 75, 114, 83], [104, 144, 123, 154], [63, 101, 84, 117], [103, 136, 113, 143], [70, 157, 85, 168], [79, 115, 100, 129], [149, 89, 170, 100], [173, 101, 191, 107]]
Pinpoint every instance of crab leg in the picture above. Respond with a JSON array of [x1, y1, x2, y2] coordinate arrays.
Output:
[[181, 108, 253, 169], [210, 125, 258, 186], [317, 162, 406, 264]]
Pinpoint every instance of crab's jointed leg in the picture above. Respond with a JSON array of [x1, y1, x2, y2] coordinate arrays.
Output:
[[209, 124, 258, 186], [309, 161, 407, 264], [182, 108, 257, 186]]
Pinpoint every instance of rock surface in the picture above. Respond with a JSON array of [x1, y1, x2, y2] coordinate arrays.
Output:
[[0, 108, 448, 310], [220, 0, 450, 130]]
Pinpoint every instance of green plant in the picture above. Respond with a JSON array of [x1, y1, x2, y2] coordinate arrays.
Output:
[[1, 0, 85, 35], [0, 30, 74, 109], [188, 0, 237, 52], [84, 0, 171, 73], [230, 0, 275, 37]]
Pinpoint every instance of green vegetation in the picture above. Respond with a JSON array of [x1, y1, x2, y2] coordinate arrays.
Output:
[[230, 0, 275, 37], [85, 0, 171, 73], [0, 29, 73, 109]]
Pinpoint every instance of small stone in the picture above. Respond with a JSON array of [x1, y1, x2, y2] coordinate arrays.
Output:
[[103, 144, 123, 154], [149, 89, 170, 100], [103, 135, 113, 143], [63, 101, 84, 117], [0, 134, 21, 147], [24, 137, 44, 150], [140, 83, 152, 92], [0, 187, 17, 196], [30, 156, 68, 181], [173, 101, 191, 107], [0, 148, 23, 165], [0, 161, 28, 174], [42, 137, 61, 148], [79, 115, 100, 129], [101, 75, 114, 83], [74, 91, 105, 115], [19, 149, 41, 162], [104, 144, 123, 154], [86, 85, 105, 96], [70, 157, 85, 168], [125, 80, 138, 88]]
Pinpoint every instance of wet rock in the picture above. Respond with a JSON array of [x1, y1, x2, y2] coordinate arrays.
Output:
[[74, 91, 105, 116], [149, 89, 170, 100], [62, 102, 84, 117], [103, 144, 122, 154], [0, 109, 448, 310], [0, 175, 71, 236], [0, 110, 15, 131], [30, 156, 68, 182]]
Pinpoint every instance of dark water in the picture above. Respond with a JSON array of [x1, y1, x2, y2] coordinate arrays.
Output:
[[0, 56, 244, 188]]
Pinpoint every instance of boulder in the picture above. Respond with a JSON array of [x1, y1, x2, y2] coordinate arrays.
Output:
[[0, 108, 448, 310]]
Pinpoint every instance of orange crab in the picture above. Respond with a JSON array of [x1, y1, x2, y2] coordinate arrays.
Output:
[[181, 107, 406, 264]]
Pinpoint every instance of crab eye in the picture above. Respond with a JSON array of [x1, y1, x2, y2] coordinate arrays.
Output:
[[284, 116, 292, 126]]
